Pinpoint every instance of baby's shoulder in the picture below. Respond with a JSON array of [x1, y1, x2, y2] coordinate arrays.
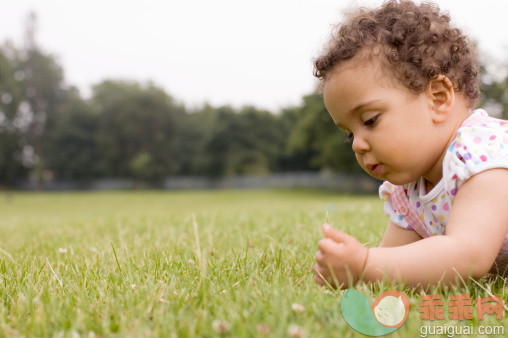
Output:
[[448, 111, 507, 162], [443, 109, 508, 190], [456, 109, 507, 141]]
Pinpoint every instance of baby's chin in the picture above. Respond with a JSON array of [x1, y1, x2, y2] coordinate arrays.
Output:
[[362, 171, 410, 186], [358, 162, 422, 185], [380, 172, 421, 186]]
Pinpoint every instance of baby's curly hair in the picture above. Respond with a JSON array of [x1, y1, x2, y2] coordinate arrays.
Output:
[[313, 0, 480, 107]]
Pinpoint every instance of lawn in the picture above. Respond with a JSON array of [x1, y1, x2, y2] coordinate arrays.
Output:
[[0, 189, 506, 337]]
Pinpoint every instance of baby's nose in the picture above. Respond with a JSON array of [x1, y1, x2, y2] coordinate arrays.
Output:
[[352, 135, 370, 154]]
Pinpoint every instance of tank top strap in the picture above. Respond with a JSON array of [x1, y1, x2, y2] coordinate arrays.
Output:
[[390, 185, 433, 238]]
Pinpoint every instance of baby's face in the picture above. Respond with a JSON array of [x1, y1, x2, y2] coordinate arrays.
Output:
[[323, 57, 448, 185]]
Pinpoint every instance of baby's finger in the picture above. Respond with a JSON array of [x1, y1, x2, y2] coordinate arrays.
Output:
[[322, 223, 353, 243], [318, 238, 343, 253], [315, 250, 325, 264]]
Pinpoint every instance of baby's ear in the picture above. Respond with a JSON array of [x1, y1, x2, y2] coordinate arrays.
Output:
[[426, 74, 455, 123]]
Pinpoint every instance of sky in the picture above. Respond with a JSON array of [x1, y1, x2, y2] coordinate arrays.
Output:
[[1, 0, 508, 112]]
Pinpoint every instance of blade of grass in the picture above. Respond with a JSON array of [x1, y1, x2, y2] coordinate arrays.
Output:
[[46, 257, 63, 287], [0, 246, 16, 263], [111, 242, 122, 272]]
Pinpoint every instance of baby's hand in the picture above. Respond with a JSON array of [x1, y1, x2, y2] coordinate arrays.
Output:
[[314, 223, 368, 289]]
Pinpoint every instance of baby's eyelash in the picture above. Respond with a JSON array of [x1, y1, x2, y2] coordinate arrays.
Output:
[[341, 115, 378, 143], [344, 132, 354, 143], [364, 115, 378, 127]]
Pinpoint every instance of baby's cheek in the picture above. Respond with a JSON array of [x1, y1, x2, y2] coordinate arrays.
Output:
[[355, 155, 368, 171]]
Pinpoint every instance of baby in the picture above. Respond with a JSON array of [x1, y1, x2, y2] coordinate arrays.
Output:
[[312, 0, 508, 288]]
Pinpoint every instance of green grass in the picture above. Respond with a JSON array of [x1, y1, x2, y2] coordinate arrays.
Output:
[[0, 189, 506, 337]]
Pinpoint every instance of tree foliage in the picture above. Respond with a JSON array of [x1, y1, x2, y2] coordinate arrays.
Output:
[[0, 43, 28, 185], [93, 80, 180, 182], [44, 94, 100, 180]]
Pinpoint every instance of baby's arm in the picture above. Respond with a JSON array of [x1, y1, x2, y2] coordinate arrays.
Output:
[[314, 169, 508, 288], [379, 221, 422, 247], [364, 169, 508, 287]]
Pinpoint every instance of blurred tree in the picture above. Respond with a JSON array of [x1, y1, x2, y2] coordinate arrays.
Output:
[[276, 106, 317, 172], [0, 43, 29, 186], [0, 13, 71, 188], [196, 105, 289, 177], [21, 12, 69, 187], [44, 93, 100, 181], [173, 104, 215, 175], [93, 80, 180, 183], [288, 93, 362, 173], [199, 106, 242, 177], [235, 106, 288, 174]]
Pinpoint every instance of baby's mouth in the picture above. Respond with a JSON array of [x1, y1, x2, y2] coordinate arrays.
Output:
[[366, 163, 384, 176]]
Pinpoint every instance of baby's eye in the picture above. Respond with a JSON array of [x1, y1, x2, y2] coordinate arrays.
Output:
[[363, 115, 379, 127], [344, 132, 354, 143]]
